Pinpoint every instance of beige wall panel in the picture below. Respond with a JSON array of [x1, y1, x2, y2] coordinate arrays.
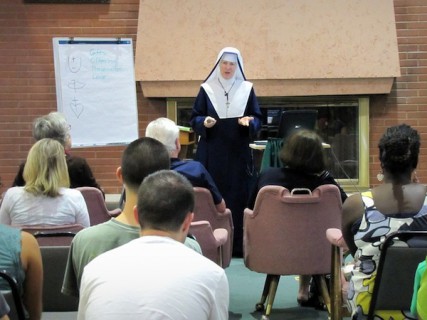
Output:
[[136, 0, 400, 97]]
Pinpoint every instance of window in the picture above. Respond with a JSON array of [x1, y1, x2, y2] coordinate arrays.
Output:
[[167, 96, 369, 192]]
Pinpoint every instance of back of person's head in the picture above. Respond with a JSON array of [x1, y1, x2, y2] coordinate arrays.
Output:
[[32, 112, 70, 147], [280, 129, 326, 174], [137, 170, 194, 232], [121, 137, 170, 192], [23, 138, 70, 197], [145, 117, 179, 153], [378, 124, 420, 177]]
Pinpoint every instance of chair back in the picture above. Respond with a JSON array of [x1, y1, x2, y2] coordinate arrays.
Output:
[[244, 184, 342, 275], [77, 187, 121, 226], [40, 246, 79, 311], [193, 187, 234, 267], [0, 271, 26, 320], [368, 230, 427, 318], [21, 224, 84, 246]]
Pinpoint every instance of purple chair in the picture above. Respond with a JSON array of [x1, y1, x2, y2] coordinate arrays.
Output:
[[77, 187, 121, 226], [189, 221, 228, 267], [243, 185, 343, 319], [193, 187, 234, 268]]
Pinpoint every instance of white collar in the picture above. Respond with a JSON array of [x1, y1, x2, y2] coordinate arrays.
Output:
[[201, 47, 252, 118]]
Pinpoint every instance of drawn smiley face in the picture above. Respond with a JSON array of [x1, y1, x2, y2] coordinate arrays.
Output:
[[68, 54, 82, 73]]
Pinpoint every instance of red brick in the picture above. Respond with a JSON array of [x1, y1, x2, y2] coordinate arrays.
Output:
[[1, 1, 427, 193]]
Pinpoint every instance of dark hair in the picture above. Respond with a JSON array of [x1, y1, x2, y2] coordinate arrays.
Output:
[[378, 124, 420, 176], [136, 170, 194, 232], [121, 137, 170, 191], [280, 129, 326, 174]]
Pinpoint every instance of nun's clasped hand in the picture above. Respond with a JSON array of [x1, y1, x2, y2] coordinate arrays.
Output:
[[238, 116, 254, 126], [204, 116, 217, 128]]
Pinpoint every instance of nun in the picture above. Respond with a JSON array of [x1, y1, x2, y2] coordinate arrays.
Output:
[[190, 47, 262, 257]]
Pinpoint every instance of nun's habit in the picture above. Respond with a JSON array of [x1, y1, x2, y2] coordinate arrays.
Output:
[[190, 47, 262, 256]]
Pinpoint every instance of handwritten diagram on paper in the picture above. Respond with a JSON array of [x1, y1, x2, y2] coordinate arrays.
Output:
[[53, 38, 138, 147], [67, 54, 86, 118]]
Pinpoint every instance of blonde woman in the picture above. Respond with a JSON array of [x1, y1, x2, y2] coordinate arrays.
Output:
[[0, 138, 89, 227], [12, 112, 103, 197]]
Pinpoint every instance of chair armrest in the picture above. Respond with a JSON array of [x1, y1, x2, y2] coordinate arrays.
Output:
[[326, 228, 349, 250], [213, 228, 228, 246], [243, 207, 255, 218], [108, 208, 122, 217], [217, 208, 232, 217]]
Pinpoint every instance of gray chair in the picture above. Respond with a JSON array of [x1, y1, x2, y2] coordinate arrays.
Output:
[[367, 230, 427, 319], [40, 246, 78, 311], [0, 271, 26, 320], [328, 229, 427, 320], [21, 224, 84, 246]]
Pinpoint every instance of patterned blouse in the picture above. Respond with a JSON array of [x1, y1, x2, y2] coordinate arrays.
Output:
[[348, 191, 427, 319]]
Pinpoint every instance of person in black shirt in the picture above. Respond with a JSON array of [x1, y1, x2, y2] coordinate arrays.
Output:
[[248, 129, 347, 306], [12, 112, 103, 197]]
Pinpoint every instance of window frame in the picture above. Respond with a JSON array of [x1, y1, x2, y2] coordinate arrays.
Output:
[[167, 96, 369, 193]]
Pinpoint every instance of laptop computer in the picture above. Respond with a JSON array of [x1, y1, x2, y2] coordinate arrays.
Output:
[[277, 109, 318, 140]]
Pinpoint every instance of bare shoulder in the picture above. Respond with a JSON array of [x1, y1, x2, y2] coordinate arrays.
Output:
[[342, 193, 365, 254], [342, 193, 365, 227], [21, 231, 39, 248], [373, 183, 426, 213], [20, 231, 41, 267], [343, 193, 364, 212]]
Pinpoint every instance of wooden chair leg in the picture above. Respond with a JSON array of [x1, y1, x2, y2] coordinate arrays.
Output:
[[256, 274, 274, 311], [330, 244, 343, 320], [320, 276, 331, 311], [264, 275, 280, 318], [218, 245, 223, 268]]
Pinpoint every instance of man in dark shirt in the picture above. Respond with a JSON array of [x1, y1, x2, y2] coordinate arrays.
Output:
[[146, 117, 226, 212]]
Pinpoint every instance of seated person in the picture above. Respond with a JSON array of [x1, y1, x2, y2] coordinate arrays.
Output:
[[342, 124, 427, 319], [0, 138, 90, 227], [145, 117, 226, 213], [417, 258, 427, 320], [248, 129, 347, 307], [62, 137, 201, 297], [78, 170, 229, 320], [0, 224, 43, 320], [13, 112, 104, 196], [411, 256, 427, 318]]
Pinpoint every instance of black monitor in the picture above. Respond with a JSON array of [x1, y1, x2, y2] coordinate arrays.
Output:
[[277, 109, 318, 140]]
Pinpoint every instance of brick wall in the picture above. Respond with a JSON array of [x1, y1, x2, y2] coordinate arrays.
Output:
[[0, 0, 426, 194], [0, 0, 164, 194], [370, 0, 427, 187]]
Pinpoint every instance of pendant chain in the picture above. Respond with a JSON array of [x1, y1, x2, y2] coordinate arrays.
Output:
[[218, 78, 236, 105]]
